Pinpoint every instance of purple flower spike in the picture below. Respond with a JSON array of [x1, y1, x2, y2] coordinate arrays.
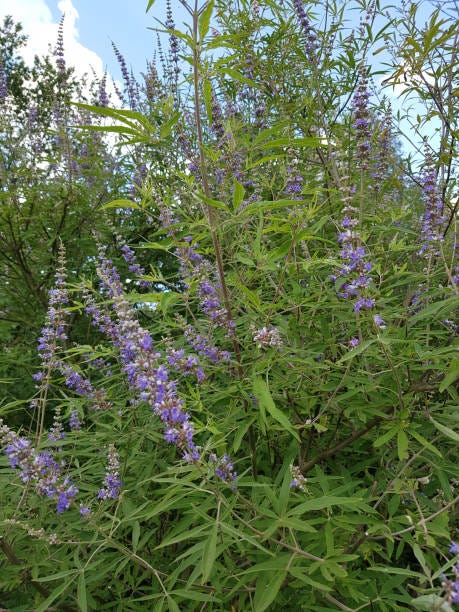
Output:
[[212, 454, 237, 488], [351, 66, 372, 169], [98, 444, 122, 501], [418, 152, 445, 259]]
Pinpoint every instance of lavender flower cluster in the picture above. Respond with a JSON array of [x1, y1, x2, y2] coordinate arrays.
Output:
[[441, 542, 459, 605], [120, 242, 149, 287], [32, 246, 111, 425], [293, 0, 319, 59], [90, 246, 237, 476], [252, 326, 283, 349], [290, 464, 307, 491], [284, 158, 304, 200], [183, 324, 231, 364], [166, 342, 206, 382], [330, 196, 374, 313], [178, 237, 235, 333], [351, 67, 372, 169], [0, 56, 7, 104], [210, 453, 237, 489], [54, 15, 66, 76], [98, 444, 122, 500], [418, 155, 445, 259], [92, 247, 201, 463], [165, 0, 180, 81], [0, 420, 78, 514], [112, 42, 139, 110]]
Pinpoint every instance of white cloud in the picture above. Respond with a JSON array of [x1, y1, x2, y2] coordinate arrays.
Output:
[[0, 0, 105, 81]]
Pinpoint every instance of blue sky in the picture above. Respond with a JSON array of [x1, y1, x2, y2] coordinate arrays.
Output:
[[0, 0, 189, 81], [0, 0, 442, 161]]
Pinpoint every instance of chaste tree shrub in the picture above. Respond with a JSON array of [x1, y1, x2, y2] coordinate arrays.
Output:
[[0, 0, 458, 609]]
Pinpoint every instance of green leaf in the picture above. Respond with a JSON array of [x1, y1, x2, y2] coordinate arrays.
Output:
[[411, 595, 454, 611], [201, 522, 218, 583], [289, 496, 368, 516], [256, 137, 326, 149], [397, 429, 409, 460], [429, 416, 459, 442], [277, 517, 316, 533], [233, 417, 256, 453], [218, 67, 260, 88], [197, 193, 230, 211], [77, 572, 88, 612], [369, 565, 425, 578], [373, 426, 398, 448], [160, 111, 181, 139], [339, 339, 375, 362], [411, 543, 430, 578], [156, 524, 208, 549], [439, 359, 459, 392], [253, 570, 286, 611], [203, 78, 213, 123], [166, 596, 181, 612], [35, 580, 73, 612], [410, 428, 442, 457], [252, 377, 299, 441], [132, 521, 140, 553], [199, 0, 214, 40], [232, 180, 245, 210], [101, 199, 142, 211], [146, 0, 157, 12], [160, 291, 181, 314], [34, 570, 79, 582], [168, 589, 220, 603]]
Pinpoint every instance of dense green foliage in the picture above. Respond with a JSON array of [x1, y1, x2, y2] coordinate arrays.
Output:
[[0, 0, 458, 610]]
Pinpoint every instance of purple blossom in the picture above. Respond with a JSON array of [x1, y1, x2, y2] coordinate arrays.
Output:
[[120, 242, 149, 287], [165, 0, 180, 80], [98, 72, 109, 107], [332, 196, 375, 315], [184, 324, 231, 364], [69, 410, 81, 431], [290, 464, 307, 491], [177, 240, 234, 332], [98, 444, 122, 500], [441, 543, 459, 605], [373, 314, 386, 329], [209, 90, 225, 141], [293, 0, 319, 58], [112, 42, 138, 110], [450, 542, 459, 554], [210, 453, 237, 488], [370, 107, 392, 188], [351, 67, 372, 169], [166, 343, 205, 381], [354, 297, 374, 312], [0, 55, 7, 104], [56, 479, 78, 513], [80, 504, 90, 516], [0, 420, 77, 513], [284, 162, 303, 199], [253, 326, 283, 349], [54, 15, 66, 76], [37, 269, 69, 361], [418, 154, 445, 258], [94, 248, 199, 457]]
